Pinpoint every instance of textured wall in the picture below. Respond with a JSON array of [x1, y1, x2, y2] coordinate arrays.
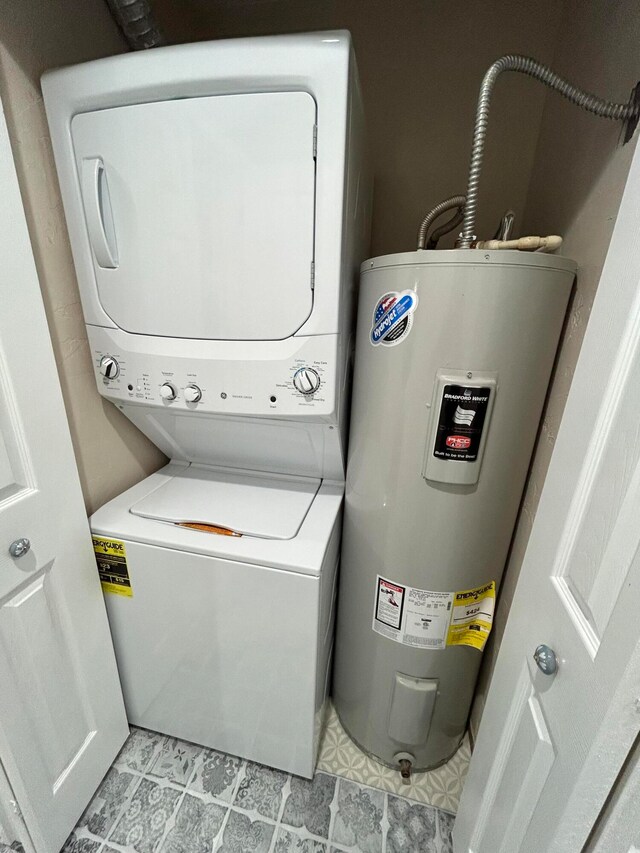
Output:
[[153, 0, 565, 256], [471, 0, 640, 734], [0, 0, 167, 515]]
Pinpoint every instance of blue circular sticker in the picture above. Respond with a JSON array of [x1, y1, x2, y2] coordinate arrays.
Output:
[[370, 290, 419, 347]]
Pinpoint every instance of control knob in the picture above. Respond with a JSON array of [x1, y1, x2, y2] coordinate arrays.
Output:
[[184, 384, 202, 403], [159, 383, 177, 401], [293, 367, 321, 395], [99, 355, 120, 380]]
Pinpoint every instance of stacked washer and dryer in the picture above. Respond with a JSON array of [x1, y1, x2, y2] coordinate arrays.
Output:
[[43, 32, 370, 779]]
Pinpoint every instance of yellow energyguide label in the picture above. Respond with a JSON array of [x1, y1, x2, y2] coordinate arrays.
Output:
[[446, 581, 496, 650], [372, 575, 495, 650], [92, 536, 132, 597]]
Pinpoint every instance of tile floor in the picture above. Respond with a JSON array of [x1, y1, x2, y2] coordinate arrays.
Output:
[[59, 723, 458, 853]]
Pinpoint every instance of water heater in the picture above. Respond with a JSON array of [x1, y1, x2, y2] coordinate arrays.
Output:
[[333, 249, 575, 770]]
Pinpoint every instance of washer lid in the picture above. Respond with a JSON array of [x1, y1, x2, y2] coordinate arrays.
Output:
[[129, 465, 321, 540]]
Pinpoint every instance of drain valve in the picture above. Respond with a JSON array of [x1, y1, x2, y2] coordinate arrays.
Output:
[[394, 752, 414, 785]]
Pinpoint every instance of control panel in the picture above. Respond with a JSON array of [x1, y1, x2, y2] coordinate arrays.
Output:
[[87, 326, 339, 420]]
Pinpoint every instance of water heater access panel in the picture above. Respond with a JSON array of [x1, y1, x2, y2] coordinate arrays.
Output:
[[71, 91, 316, 341]]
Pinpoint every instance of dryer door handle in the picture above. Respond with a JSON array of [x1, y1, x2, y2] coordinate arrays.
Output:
[[80, 158, 119, 269]]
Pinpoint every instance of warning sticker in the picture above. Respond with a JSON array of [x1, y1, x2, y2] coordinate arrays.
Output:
[[372, 576, 495, 651], [92, 536, 132, 597], [370, 291, 418, 347], [373, 576, 453, 648], [374, 578, 405, 629], [447, 582, 496, 650], [433, 385, 491, 462]]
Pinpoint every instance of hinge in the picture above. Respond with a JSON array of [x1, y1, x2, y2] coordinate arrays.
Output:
[[313, 125, 318, 159], [310, 261, 315, 290]]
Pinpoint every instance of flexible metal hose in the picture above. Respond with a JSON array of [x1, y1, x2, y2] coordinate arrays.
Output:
[[426, 207, 465, 249], [459, 55, 640, 248], [417, 195, 466, 250], [105, 0, 165, 50]]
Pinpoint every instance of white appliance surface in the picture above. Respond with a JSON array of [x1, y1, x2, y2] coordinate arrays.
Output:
[[92, 463, 343, 576], [130, 465, 320, 539], [92, 465, 341, 778], [71, 91, 316, 340]]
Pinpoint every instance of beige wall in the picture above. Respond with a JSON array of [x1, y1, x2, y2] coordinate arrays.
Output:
[[153, 0, 565, 256], [0, 0, 167, 515], [471, 0, 640, 734]]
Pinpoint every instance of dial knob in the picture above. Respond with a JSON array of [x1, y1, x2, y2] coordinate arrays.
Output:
[[293, 367, 321, 395], [99, 355, 119, 380], [184, 384, 202, 403], [159, 383, 177, 401]]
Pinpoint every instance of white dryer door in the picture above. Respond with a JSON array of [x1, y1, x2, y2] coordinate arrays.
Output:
[[71, 91, 316, 340]]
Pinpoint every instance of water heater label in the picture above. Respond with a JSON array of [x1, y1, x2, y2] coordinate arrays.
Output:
[[433, 385, 491, 462], [372, 575, 495, 651], [374, 578, 405, 630], [373, 575, 453, 648], [370, 291, 418, 347]]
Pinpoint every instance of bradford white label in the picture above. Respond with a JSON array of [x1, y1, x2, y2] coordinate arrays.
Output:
[[433, 384, 491, 462]]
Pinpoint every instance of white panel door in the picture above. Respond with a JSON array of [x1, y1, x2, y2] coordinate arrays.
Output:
[[454, 140, 640, 852], [0, 102, 128, 852], [71, 91, 317, 341]]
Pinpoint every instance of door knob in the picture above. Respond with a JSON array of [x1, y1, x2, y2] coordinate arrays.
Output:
[[533, 644, 558, 676], [9, 538, 30, 558]]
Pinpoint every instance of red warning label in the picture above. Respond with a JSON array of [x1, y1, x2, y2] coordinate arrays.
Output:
[[374, 577, 405, 630]]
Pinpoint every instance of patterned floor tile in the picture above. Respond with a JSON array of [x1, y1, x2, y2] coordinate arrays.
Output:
[[317, 704, 469, 813], [115, 728, 164, 774], [386, 795, 438, 853], [330, 780, 383, 853], [76, 767, 139, 839], [437, 810, 455, 853], [274, 828, 327, 852], [147, 737, 202, 786], [233, 762, 288, 820], [281, 773, 336, 839], [160, 793, 227, 853], [109, 778, 181, 853], [60, 834, 100, 853], [66, 722, 463, 853], [216, 809, 274, 853], [189, 748, 242, 803]]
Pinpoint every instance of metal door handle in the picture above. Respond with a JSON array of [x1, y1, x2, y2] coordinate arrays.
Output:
[[533, 644, 558, 676], [9, 538, 30, 558]]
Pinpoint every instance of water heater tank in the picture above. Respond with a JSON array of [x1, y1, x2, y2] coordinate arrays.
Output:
[[333, 249, 576, 770]]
